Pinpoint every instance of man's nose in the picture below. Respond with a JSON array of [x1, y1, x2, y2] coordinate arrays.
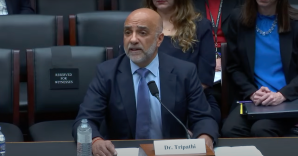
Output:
[[130, 32, 138, 44]]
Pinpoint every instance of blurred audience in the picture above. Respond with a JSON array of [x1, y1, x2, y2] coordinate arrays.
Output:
[[222, 0, 298, 137]]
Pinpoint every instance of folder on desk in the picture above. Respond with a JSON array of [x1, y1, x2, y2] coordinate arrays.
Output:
[[241, 99, 298, 120]]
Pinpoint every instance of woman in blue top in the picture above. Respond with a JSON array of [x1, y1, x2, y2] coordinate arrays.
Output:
[[222, 0, 298, 137]]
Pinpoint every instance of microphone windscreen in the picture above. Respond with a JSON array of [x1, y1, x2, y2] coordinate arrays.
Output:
[[147, 81, 159, 96]]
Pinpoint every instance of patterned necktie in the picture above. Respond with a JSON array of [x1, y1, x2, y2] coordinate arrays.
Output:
[[135, 68, 151, 139]]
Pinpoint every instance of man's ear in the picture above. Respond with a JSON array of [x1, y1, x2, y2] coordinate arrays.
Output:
[[156, 33, 164, 47]]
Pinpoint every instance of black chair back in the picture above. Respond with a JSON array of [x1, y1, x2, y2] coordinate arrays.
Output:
[[35, 0, 104, 44], [221, 43, 241, 119], [0, 15, 63, 81], [27, 46, 113, 125], [0, 49, 20, 125], [70, 11, 130, 57], [111, 0, 142, 11]]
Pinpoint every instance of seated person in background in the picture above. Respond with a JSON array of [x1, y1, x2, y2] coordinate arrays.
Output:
[[222, 0, 298, 137], [194, 0, 244, 71], [0, 0, 34, 15], [73, 8, 219, 156], [143, 0, 221, 124], [194, 0, 244, 106]]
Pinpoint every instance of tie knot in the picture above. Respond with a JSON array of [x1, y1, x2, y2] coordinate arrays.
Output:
[[136, 68, 150, 78]]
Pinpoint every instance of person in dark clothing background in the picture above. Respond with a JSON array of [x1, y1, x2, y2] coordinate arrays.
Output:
[[193, 0, 244, 110], [0, 0, 34, 15]]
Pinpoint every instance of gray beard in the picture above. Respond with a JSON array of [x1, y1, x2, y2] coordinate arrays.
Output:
[[125, 38, 157, 64]]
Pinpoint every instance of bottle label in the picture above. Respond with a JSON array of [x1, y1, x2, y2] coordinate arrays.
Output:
[[77, 142, 81, 154], [0, 143, 5, 152]]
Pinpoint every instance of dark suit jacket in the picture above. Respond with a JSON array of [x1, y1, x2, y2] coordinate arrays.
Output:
[[72, 53, 219, 143], [193, 0, 244, 37], [118, 18, 221, 124], [226, 8, 298, 103], [6, 0, 34, 14]]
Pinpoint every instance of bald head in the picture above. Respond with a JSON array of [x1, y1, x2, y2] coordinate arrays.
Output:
[[123, 8, 164, 68], [125, 8, 163, 33]]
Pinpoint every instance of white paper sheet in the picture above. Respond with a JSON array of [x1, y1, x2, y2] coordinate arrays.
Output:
[[214, 146, 263, 156], [115, 148, 139, 156], [214, 71, 221, 83]]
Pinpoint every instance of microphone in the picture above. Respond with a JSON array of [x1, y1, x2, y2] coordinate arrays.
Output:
[[147, 81, 191, 139]]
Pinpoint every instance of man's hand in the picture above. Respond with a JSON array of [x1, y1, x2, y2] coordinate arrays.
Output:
[[250, 87, 271, 105], [261, 92, 286, 106], [92, 138, 117, 156], [198, 134, 213, 151], [215, 58, 221, 71]]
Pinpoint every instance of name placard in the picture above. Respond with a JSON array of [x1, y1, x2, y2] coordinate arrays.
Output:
[[154, 139, 206, 156], [50, 68, 79, 90]]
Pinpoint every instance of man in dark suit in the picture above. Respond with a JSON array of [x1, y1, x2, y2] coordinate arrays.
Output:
[[0, 0, 34, 15], [72, 8, 219, 156]]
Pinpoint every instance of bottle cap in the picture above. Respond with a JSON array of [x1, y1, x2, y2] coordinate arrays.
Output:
[[81, 119, 88, 123]]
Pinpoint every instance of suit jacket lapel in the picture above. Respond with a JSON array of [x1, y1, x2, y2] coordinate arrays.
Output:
[[117, 56, 137, 138], [158, 53, 176, 139], [245, 27, 256, 77], [279, 26, 293, 82], [5, 0, 12, 14]]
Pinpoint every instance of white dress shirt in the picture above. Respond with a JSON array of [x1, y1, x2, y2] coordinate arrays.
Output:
[[0, 0, 8, 15]]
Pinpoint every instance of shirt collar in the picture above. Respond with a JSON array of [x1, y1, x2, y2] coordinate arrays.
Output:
[[130, 54, 159, 77]]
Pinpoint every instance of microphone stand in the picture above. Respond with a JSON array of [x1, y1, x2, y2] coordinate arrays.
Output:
[[153, 93, 191, 139]]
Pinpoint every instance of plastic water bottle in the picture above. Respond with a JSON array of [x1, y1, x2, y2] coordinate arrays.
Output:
[[77, 119, 92, 156], [0, 126, 5, 156]]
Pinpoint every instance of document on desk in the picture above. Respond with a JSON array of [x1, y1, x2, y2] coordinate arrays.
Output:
[[214, 71, 221, 83], [214, 146, 263, 156], [115, 148, 139, 156]]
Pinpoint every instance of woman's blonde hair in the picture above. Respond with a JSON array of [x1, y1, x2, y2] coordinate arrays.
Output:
[[144, 0, 201, 52]]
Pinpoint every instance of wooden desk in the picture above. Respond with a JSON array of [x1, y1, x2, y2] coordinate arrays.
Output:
[[5, 137, 298, 156]]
